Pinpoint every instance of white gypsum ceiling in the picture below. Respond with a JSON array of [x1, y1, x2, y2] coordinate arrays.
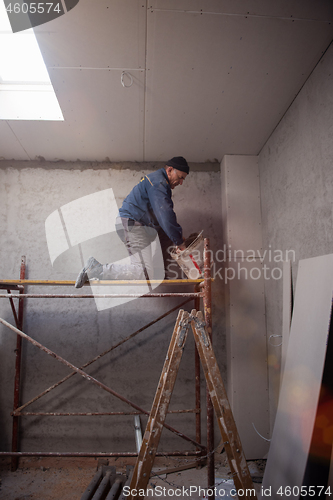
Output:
[[1, 0, 333, 164]]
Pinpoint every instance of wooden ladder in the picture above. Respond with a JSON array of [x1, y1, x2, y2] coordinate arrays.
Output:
[[127, 309, 257, 500]]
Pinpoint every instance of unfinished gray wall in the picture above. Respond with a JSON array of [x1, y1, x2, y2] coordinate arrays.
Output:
[[258, 42, 333, 429], [0, 161, 224, 454]]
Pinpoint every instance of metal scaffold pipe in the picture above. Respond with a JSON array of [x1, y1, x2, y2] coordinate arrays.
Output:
[[1, 293, 202, 299], [0, 316, 205, 451]]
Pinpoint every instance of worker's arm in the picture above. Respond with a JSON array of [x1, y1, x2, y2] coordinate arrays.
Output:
[[176, 241, 186, 252], [147, 183, 184, 247]]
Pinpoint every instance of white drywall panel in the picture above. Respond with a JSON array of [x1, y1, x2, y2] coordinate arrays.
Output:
[[221, 155, 262, 252], [221, 154, 269, 458], [34, 0, 146, 70], [7, 69, 145, 162], [281, 260, 292, 377], [226, 260, 270, 458], [144, 9, 333, 162], [150, 0, 333, 22], [0, 89, 63, 121], [262, 254, 333, 498], [0, 122, 30, 160], [267, 260, 293, 436]]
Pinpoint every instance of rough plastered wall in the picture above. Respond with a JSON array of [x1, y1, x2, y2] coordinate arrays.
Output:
[[258, 42, 333, 430], [0, 161, 224, 454]]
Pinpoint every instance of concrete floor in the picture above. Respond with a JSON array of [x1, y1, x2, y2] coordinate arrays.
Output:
[[0, 454, 265, 499]]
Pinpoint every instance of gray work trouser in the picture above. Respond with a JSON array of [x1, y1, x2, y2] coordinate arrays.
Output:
[[102, 217, 164, 280]]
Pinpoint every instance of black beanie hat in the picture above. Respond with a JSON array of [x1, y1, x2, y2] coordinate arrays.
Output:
[[166, 156, 189, 174]]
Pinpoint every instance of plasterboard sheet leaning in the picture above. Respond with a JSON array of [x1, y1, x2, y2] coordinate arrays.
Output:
[[261, 254, 333, 499], [280, 259, 293, 380]]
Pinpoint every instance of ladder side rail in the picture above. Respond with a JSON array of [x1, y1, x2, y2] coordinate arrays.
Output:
[[191, 310, 257, 499], [128, 310, 190, 500]]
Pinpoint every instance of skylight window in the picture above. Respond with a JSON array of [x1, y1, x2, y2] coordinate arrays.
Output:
[[0, 0, 64, 120], [0, 33, 50, 83]]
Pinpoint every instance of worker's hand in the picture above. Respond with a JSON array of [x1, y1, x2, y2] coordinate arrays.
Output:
[[176, 243, 186, 253]]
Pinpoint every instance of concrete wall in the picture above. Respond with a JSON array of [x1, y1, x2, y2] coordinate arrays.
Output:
[[258, 42, 333, 429], [0, 161, 224, 453]]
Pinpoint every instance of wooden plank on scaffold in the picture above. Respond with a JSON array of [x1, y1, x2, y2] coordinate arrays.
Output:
[[190, 310, 257, 500], [0, 279, 204, 286], [127, 309, 190, 500]]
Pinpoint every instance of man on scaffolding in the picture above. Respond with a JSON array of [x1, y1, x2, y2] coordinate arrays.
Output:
[[74, 157, 189, 288]]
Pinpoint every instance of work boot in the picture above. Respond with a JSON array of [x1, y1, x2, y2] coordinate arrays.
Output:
[[75, 257, 103, 288]]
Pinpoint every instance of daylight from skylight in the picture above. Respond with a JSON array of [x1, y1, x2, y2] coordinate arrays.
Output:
[[0, 0, 64, 119]]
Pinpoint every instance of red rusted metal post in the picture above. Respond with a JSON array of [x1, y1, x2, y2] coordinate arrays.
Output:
[[203, 239, 214, 497], [7, 290, 19, 326], [11, 256, 26, 471]]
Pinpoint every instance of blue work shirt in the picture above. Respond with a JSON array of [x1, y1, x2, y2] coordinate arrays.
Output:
[[119, 168, 183, 246]]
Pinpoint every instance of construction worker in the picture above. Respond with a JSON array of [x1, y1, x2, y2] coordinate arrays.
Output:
[[75, 157, 189, 287]]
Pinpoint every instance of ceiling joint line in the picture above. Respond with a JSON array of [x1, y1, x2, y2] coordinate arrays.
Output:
[[48, 67, 145, 71], [149, 9, 332, 24], [59, 0, 67, 14], [143, 0, 148, 162], [5, 122, 32, 160]]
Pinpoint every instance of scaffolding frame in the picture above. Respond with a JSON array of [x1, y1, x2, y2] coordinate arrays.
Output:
[[0, 239, 215, 491]]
